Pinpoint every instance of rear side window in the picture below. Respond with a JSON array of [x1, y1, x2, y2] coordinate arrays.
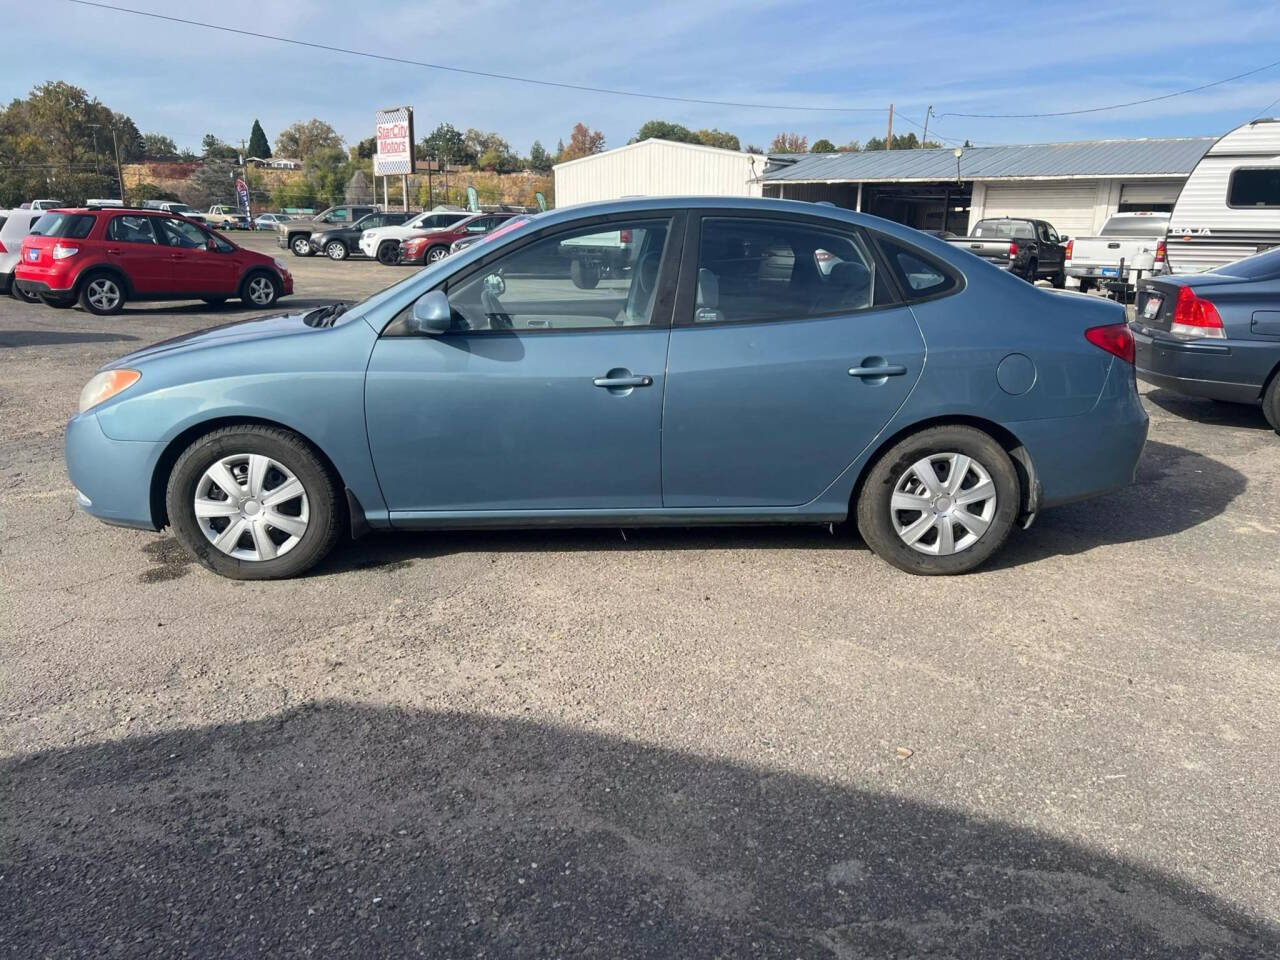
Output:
[[1228, 168, 1280, 208], [30, 213, 95, 238], [877, 237, 961, 299], [694, 217, 884, 325], [107, 215, 159, 244]]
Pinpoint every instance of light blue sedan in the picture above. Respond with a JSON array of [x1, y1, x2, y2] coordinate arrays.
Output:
[[65, 197, 1148, 578]]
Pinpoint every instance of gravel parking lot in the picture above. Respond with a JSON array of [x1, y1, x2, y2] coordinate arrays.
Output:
[[2, 233, 1278, 957]]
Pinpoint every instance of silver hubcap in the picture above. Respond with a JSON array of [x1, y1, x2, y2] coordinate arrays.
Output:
[[427, 247, 446, 262], [327, 242, 344, 259], [293, 238, 309, 254], [248, 276, 274, 304], [891, 453, 997, 556], [87, 279, 120, 310], [194, 454, 309, 561]]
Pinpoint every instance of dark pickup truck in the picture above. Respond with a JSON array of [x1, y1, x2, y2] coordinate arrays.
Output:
[[946, 217, 1067, 286]]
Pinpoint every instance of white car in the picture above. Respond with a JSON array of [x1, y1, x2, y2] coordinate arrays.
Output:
[[358, 210, 469, 264], [0, 208, 47, 302]]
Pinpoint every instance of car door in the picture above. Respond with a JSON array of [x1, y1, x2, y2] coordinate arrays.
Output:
[[661, 213, 926, 507], [156, 218, 238, 295], [103, 215, 170, 294], [364, 213, 684, 515]]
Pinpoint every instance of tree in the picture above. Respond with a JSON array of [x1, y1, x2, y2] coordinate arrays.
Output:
[[769, 132, 808, 153], [633, 120, 698, 144], [528, 140, 553, 173], [112, 113, 144, 162], [304, 147, 353, 206], [561, 123, 605, 162], [465, 129, 519, 172], [131, 181, 181, 203], [837, 140, 861, 152], [354, 136, 376, 160], [201, 134, 238, 160], [271, 178, 316, 211], [866, 133, 924, 151], [745, 143, 763, 155], [344, 169, 374, 204], [696, 128, 739, 151], [419, 122, 470, 167], [141, 133, 178, 159], [247, 119, 271, 159], [274, 118, 342, 160], [811, 138, 836, 153], [185, 160, 237, 208]]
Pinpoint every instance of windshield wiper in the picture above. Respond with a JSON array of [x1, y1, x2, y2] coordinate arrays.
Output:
[[303, 301, 352, 327]]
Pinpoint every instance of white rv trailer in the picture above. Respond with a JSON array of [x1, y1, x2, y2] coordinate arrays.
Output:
[[1167, 118, 1280, 274]]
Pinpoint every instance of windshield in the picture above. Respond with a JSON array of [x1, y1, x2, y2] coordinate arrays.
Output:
[[30, 212, 95, 238], [971, 219, 1034, 240], [1216, 245, 1280, 280], [169, 204, 197, 215], [1101, 215, 1169, 237]]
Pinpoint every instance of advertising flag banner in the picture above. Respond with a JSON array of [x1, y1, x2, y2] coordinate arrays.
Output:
[[235, 178, 250, 215]]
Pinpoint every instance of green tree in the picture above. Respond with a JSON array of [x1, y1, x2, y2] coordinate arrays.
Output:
[[274, 118, 342, 160], [112, 113, 144, 162], [836, 140, 861, 152], [247, 119, 271, 159], [769, 132, 808, 153], [185, 160, 237, 208], [354, 135, 377, 160], [561, 123, 605, 162], [304, 147, 353, 206], [201, 134, 239, 160], [271, 178, 316, 211], [131, 181, 181, 203], [419, 122, 471, 167], [810, 138, 836, 153], [633, 120, 698, 144], [528, 140, 553, 173], [695, 128, 739, 151], [141, 133, 178, 158]]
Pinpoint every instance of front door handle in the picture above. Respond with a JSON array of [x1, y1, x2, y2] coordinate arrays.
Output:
[[849, 364, 907, 378], [593, 375, 653, 388]]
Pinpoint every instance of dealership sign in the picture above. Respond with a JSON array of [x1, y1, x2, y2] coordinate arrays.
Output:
[[374, 106, 416, 176]]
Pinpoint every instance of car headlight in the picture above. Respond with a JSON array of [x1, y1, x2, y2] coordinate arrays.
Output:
[[79, 369, 141, 413]]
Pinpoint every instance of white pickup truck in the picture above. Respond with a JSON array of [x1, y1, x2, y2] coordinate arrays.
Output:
[[1065, 211, 1169, 295], [204, 205, 247, 229]]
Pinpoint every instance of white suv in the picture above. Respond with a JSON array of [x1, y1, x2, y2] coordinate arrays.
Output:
[[358, 210, 469, 264], [0, 208, 47, 302]]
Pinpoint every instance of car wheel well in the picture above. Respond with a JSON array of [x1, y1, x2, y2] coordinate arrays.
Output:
[[849, 415, 1037, 521], [75, 265, 133, 298], [149, 417, 352, 533]]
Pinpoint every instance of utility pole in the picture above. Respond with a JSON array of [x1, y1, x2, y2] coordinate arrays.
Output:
[[111, 125, 127, 206], [922, 105, 933, 149], [886, 104, 894, 150]]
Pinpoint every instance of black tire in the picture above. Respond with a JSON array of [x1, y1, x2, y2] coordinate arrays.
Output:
[[377, 241, 400, 266], [571, 259, 600, 289], [165, 425, 343, 580], [855, 425, 1020, 575], [77, 271, 127, 315], [1023, 259, 1038, 284], [1050, 269, 1066, 289], [10, 283, 41, 304], [290, 234, 313, 257], [39, 295, 74, 309], [325, 240, 348, 261], [1263, 370, 1280, 433], [202, 296, 227, 307], [240, 270, 281, 309], [1078, 279, 1094, 295]]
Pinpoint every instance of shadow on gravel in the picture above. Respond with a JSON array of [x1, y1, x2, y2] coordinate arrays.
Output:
[[1145, 389, 1273, 431], [0, 329, 139, 347], [990, 439, 1245, 569], [117, 297, 344, 317], [2, 704, 1275, 958]]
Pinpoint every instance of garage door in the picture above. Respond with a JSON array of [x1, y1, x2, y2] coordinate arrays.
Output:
[[981, 182, 1097, 236], [1119, 181, 1181, 208]]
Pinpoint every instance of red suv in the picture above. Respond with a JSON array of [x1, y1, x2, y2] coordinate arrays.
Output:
[[397, 213, 520, 265], [14, 208, 293, 316]]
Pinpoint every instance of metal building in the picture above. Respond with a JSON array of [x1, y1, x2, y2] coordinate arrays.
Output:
[[761, 138, 1215, 237], [554, 139, 766, 207]]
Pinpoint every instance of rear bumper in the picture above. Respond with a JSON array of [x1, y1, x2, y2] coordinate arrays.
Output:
[[1130, 325, 1264, 404], [14, 277, 74, 297], [65, 412, 165, 530]]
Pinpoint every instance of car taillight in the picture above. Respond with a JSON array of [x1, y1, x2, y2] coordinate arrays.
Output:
[[1008, 242, 1018, 257], [1085, 323, 1135, 364], [0, 239, 6, 254], [1154, 239, 1166, 264], [52, 243, 79, 260], [1064, 239, 1073, 262], [1170, 285, 1224, 338], [619, 229, 632, 244]]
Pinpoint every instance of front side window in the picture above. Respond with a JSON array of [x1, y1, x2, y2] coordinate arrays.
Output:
[[30, 212, 95, 238], [327, 208, 351, 223], [1227, 168, 1280, 208], [693, 217, 880, 325], [442, 219, 672, 332], [107, 215, 159, 244], [157, 218, 211, 249]]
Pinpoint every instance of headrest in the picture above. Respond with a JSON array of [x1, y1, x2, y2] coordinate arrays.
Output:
[[828, 259, 870, 289]]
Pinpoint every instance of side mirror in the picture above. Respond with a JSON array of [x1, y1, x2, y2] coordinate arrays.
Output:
[[1059, 236, 1069, 244], [410, 289, 452, 335]]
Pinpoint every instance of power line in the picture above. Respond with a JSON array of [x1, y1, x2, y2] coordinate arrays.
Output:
[[66, 0, 887, 115], [940, 56, 1280, 119]]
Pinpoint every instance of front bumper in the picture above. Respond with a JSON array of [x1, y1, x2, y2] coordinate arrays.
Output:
[[1130, 325, 1263, 404], [276, 234, 290, 249], [358, 238, 380, 258], [65, 412, 167, 530]]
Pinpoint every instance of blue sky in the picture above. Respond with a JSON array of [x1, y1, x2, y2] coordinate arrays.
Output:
[[10, 0, 1280, 154]]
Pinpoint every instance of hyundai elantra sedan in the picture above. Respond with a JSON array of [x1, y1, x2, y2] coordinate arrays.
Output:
[[66, 197, 1147, 579]]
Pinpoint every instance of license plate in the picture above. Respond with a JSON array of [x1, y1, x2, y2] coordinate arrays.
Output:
[[25, 248, 38, 262], [1101, 267, 1119, 277], [1142, 294, 1163, 319]]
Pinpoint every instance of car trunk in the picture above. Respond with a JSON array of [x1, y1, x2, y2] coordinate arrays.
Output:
[[1134, 274, 1237, 333]]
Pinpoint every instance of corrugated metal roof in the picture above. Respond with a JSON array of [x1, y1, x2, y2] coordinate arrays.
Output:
[[763, 137, 1215, 183]]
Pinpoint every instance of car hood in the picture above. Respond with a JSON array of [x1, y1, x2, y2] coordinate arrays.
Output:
[[106, 310, 320, 369]]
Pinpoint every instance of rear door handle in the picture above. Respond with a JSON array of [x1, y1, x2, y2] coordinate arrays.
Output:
[[593, 375, 653, 388], [849, 364, 907, 378]]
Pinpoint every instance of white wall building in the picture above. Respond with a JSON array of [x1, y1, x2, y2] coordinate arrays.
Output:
[[554, 139, 766, 207]]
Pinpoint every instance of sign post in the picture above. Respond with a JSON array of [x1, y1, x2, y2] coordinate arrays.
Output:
[[374, 106, 416, 211]]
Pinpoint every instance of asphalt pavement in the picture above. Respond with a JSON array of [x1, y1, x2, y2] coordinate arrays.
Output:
[[2, 233, 1278, 958]]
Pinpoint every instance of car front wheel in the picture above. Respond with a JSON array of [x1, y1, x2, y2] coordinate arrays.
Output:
[[1263, 372, 1280, 433], [326, 240, 348, 261], [425, 245, 449, 264], [290, 235, 313, 257], [166, 425, 342, 579], [856, 425, 1020, 575], [377, 241, 400, 265]]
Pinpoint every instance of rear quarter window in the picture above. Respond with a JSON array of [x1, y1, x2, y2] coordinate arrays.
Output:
[[877, 236, 962, 300]]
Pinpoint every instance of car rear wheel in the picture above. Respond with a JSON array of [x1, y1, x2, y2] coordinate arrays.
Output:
[[425, 245, 449, 264], [376, 241, 400, 265], [856, 425, 1020, 575], [1263, 371, 1280, 433], [10, 283, 41, 304], [290, 235, 313, 257], [78, 273, 126, 315], [325, 240, 348, 261], [1023, 259, 1038, 283], [166, 425, 342, 580], [241, 271, 280, 308], [1050, 269, 1066, 288]]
